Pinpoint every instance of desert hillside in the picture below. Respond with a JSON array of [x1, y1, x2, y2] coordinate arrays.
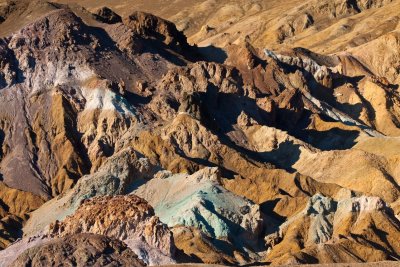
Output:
[[0, 0, 399, 266]]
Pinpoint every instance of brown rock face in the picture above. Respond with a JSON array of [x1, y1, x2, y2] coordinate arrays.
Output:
[[0, 182, 44, 249], [0, 1, 399, 266], [10, 233, 145, 267], [49, 195, 176, 265], [0, 1, 198, 247], [172, 226, 243, 265], [265, 195, 400, 265], [93, 6, 122, 24], [124, 11, 190, 51]]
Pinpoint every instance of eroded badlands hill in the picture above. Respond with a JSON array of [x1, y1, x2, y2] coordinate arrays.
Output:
[[0, 0, 399, 266]]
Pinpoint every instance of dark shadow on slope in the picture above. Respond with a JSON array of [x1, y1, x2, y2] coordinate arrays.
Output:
[[331, 74, 364, 88], [175, 153, 238, 179], [351, 232, 400, 260], [135, 38, 189, 66], [0, 128, 4, 159], [260, 198, 286, 226], [175, 249, 203, 264], [172, 90, 282, 173], [257, 140, 301, 172], [241, 262, 271, 266], [123, 90, 152, 105], [200, 84, 360, 152], [388, 83, 399, 91], [200, 198, 266, 254], [275, 58, 372, 128], [190, 92, 297, 170], [371, 225, 398, 256], [336, 102, 364, 122], [197, 45, 228, 64], [289, 111, 361, 150], [200, 91, 274, 135], [297, 127, 359, 150]]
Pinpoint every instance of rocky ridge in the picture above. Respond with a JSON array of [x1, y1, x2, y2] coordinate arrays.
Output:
[[49, 195, 175, 265], [0, 1, 398, 266], [11, 233, 146, 267]]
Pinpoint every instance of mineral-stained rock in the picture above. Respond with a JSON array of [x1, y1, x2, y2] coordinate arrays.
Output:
[[49, 195, 176, 265], [0, 1, 200, 245], [0, 1, 399, 266], [10, 233, 145, 267], [265, 194, 400, 264], [24, 148, 159, 238], [3, 194, 175, 266], [134, 167, 264, 252]]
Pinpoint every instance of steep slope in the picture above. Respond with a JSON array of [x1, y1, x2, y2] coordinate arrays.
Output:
[[52, 0, 400, 89], [0, 1, 197, 249], [49, 195, 176, 265], [10, 234, 145, 267], [0, 1, 399, 266], [134, 168, 265, 263], [265, 194, 400, 264], [53, 0, 400, 54]]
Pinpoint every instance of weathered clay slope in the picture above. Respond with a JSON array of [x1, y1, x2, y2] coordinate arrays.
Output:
[[265, 194, 400, 264], [49, 195, 176, 265], [10, 233, 145, 267], [0, 1, 398, 266], [53, 0, 400, 54], [52, 0, 400, 88]]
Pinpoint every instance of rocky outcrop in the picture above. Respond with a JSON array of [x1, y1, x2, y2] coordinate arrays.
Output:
[[0, 182, 45, 249], [50, 195, 175, 265], [0, 9, 107, 198], [171, 226, 246, 265], [23, 148, 158, 237], [265, 194, 400, 264], [10, 233, 145, 267], [135, 168, 263, 244], [264, 49, 333, 88], [134, 167, 265, 264], [0, 2, 399, 267], [93, 7, 122, 24], [1, 194, 175, 266], [124, 11, 190, 52]]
